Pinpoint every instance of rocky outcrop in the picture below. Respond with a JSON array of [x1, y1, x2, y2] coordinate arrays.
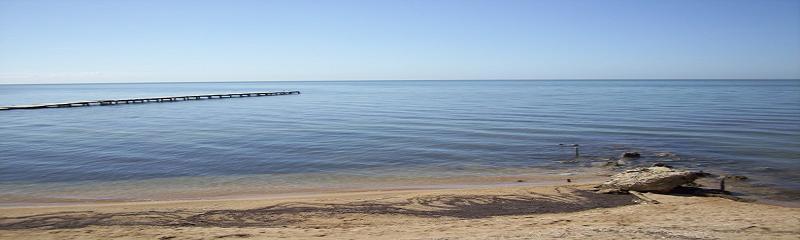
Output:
[[654, 152, 676, 158], [620, 152, 641, 159], [651, 162, 672, 168], [596, 167, 708, 193]]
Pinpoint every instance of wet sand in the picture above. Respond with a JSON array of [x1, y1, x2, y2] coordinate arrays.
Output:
[[0, 168, 612, 207], [1, 183, 798, 240]]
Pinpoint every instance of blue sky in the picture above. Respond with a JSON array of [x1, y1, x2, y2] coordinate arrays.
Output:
[[1, 0, 799, 83]]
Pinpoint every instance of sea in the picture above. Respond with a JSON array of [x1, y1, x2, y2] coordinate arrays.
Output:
[[1, 80, 798, 204]]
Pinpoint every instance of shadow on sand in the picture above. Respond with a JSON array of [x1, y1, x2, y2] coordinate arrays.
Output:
[[0, 189, 636, 230]]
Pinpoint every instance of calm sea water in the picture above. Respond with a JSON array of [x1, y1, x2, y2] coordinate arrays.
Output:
[[1, 80, 799, 202]]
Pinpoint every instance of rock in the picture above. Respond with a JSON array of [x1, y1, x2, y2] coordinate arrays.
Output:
[[594, 160, 623, 167], [724, 175, 749, 181], [590, 161, 609, 167], [651, 162, 672, 168], [620, 151, 641, 159], [654, 152, 676, 158], [754, 167, 774, 172], [596, 167, 708, 193]]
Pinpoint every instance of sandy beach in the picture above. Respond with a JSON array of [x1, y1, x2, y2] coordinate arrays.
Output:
[[2, 0, 798, 239], [1, 182, 798, 240]]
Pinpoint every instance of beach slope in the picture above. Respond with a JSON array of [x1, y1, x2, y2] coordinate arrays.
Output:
[[1, 184, 798, 239]]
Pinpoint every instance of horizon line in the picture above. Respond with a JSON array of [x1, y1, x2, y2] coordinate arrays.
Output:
[[2, 78, 799, 85]]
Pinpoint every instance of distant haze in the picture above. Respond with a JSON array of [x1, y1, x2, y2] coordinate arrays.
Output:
[[1, 0, 799, 84]]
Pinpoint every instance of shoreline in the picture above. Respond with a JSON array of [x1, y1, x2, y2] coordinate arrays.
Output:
[[0, 170, 611, 208], [1, 183, 799, 239], [2, 164, 799, 239], [0, 167, 615, 207], [3, 165, 798, 209]]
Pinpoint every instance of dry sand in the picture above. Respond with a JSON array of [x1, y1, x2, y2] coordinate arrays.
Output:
[[1, 183, 798, 240]]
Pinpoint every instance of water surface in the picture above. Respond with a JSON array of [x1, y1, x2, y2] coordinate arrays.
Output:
[[1, 80, 798, 203]]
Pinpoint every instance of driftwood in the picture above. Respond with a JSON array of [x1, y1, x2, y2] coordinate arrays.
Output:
[[629, 191, 660, 204], [595, 167, 755, 203], [596, 167, 709, 193]]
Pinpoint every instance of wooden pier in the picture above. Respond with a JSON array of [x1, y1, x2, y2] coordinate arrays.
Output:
[[0, 91, 300, 111]]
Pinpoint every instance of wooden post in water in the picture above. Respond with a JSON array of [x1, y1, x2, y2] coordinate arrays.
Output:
[[558, 143, 581, 159]]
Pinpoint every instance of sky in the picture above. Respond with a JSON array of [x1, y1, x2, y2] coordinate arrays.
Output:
[[0, 0, 799, 84]]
